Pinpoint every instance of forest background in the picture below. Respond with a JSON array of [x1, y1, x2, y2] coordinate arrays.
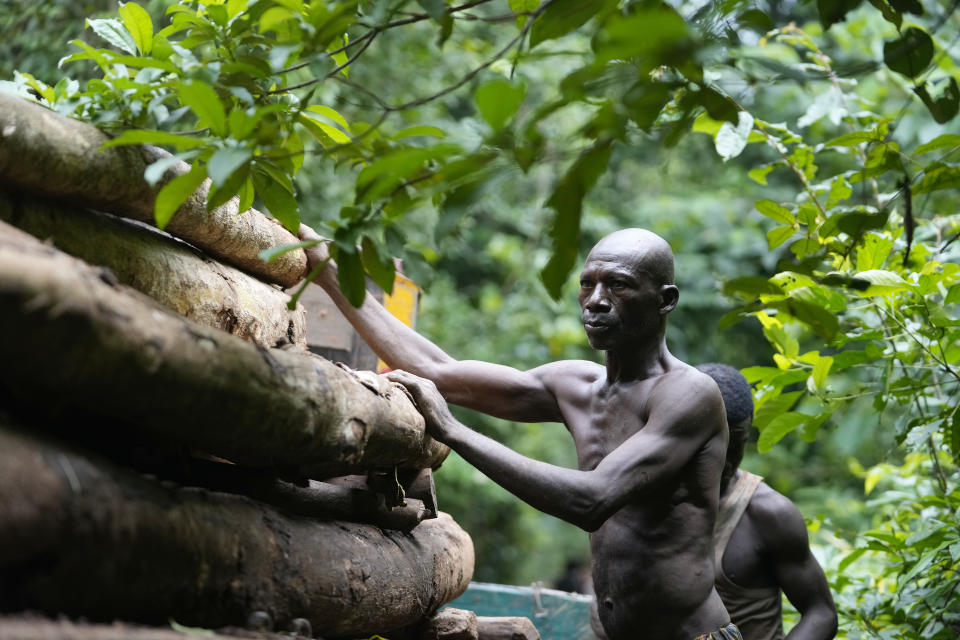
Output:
[[2, 0, 958, 637]]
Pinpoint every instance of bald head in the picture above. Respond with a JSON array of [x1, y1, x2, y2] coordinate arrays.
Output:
[[586, 229, 675, 287]]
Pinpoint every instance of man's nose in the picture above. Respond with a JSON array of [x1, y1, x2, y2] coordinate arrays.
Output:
[[584, 286, 611, 312]]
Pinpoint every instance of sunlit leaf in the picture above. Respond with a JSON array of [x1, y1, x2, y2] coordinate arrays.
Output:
[[178, 80, 227, 136], [758, 411, 808, 452], [154, 162, 206, 229], [86, 18, 137, 55], [119, 2, 154, 55], [475, 80, 526, 131]]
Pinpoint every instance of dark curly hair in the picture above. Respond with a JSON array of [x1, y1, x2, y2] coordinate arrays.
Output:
[[697, 363, 754, 488]]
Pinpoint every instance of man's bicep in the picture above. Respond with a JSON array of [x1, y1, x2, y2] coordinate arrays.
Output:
[[767, 501, 835, 615], [435, 360, 568, 423]]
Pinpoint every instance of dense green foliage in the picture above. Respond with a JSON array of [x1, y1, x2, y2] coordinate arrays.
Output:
[[4, 0, 959, 636]]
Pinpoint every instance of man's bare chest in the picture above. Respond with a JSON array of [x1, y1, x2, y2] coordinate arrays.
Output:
[[560, 388, 649, 471]]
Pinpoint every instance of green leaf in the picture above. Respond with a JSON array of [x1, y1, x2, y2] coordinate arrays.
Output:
[[824, 131, 882, 147], [510, 0, 540, 28], [723, 277, 784, 299], [178, 81, 227, 137], [915, 134, 960, 154], [475, 80, 526, 132], [119, 2, 154, 55], [811, 355, 834, 390], [818, 0, 862, 29], [361, 236, 396, 294], [758, 411, 809, 452], [259, 179, 300, 233], [950, 410, 960, 458], [883, 27, 933, 78], [207, 163, 250, 211], [756, 200, 795, 225], [714, 112, 754, 161], [305, 104, 351, 133], [540, 141, 612, 299], [86, 18, 138, 55], [748, 165, 775, 185], [259, 239, 319, 263], [767, 225, 795, 249], [237, 176, 255, 213], [889, 0, 923, 13], [826, 176, 853, 208], [335, 246, 367, 307], [838, 547, 868, 572], [100, 129, 208, 151], [299, 113, 351, 144], [207, 147, 252, 188], [530, 0, 603, 49], [854, 269, 909, 296], [393, 125, 447, 140], [914, 77, 960, 124], [913, 163, 960, 194], [154, 162, 206, 229]]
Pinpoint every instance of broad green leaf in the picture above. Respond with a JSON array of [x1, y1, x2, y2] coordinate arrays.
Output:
[[714, 112, 754, 161], [361, 236, 396, 295], [915, 133, 960, 154], [748, 165, 775, 185], [826, 175, 852, 208], [913, 163, 960, 194], [855, 269, 909, 296], [258, 6, 296, 34], [824, 131, 881, 147], [475, 80, 526, 131], [856, 233, 893, 271], [100, 129, 208, 151], [540, 141, 612, 298], [119, 2, 154, 55], [237, 176, 255, 213], [914, 77, 960, 124], [259, 179, 300, 233], [817, 0, 862, 29], [800, 410, 833, 441], [306, 104, 351, 133], [758, 411, 808, 452], [178, 81, 227, 137], [883, 27, 933, 78], [756, 200, 795, 225], [812, 355, 834, 390], [335, 246, 367, 307], [530, 0, 604, 49], [154, 162, 206, 229], [951, 410, 960, 458], [393, 125, 446, 140], [591, 7, 689, 66], [300, 113, 351, 144], [86, 18, 138, 55], [767, 225, 795, 249], [838, 548, 868, 573], [207, 147, 252, 188], [510, 0, 539, 27], [206, 163, 250, 210], [259, 239, 320, 263]]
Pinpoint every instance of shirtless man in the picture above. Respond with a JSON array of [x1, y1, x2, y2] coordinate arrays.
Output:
[[697, 363, 837, 640], [299, 226, 739, 640]]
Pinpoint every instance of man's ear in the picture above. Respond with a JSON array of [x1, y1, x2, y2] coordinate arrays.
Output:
[[659, 285, 679, 314]]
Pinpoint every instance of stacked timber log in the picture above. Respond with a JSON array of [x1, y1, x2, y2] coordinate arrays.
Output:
[[0, 93, 523, 640]]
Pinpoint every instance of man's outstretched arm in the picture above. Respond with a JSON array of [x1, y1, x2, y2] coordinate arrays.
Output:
[[298, 223, 564, 422], [757, 492, 838, 640], [387, 369, 724, 532]]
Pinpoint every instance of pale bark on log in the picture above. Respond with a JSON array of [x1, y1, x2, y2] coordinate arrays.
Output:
[[476, 618, 540, 640], [0, 190, 306, 349], [418, 609, 480, 640], [0, 221, 448, 476], [0, 424, 474, 638], [0, 93, 308, 287]]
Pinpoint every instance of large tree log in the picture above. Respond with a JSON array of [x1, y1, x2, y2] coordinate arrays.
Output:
[[0, 93, 307, 287], [0, 191, 306, 348], [0, 221, 448, 476], [0, 423, 474, 638], [0, 617, 287, 640]]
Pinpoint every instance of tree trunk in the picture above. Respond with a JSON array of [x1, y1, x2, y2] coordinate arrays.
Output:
[[0, 190, 306, 349], [0, 617, 288, 640], [0, 93, 307, 288], [0, 423, 473, 639], [0, 221, 448, 476]]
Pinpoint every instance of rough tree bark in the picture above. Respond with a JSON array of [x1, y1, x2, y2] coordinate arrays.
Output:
[[0, 221, 448, 476], [0, 191, 306, 349], [0, 423, 474, 639], [0, 92, 307, 287], [0, 617, 285, 640]]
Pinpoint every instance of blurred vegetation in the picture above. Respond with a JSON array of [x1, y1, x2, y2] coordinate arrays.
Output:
[[3, 0, 959, 636]]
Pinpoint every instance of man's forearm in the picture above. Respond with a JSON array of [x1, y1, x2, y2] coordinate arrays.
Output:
[[785, 605, 838, 639], [306, 248, 452, 377], [441, 419, 605, 531]]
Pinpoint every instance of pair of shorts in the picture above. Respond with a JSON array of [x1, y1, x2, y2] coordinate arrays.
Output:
[[694, 622, 743, 640]]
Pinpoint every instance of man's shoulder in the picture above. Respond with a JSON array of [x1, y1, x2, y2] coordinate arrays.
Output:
[[746, 482, 810, 552], [533, 359, 604, 381], [649, 365, 725, 417]]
